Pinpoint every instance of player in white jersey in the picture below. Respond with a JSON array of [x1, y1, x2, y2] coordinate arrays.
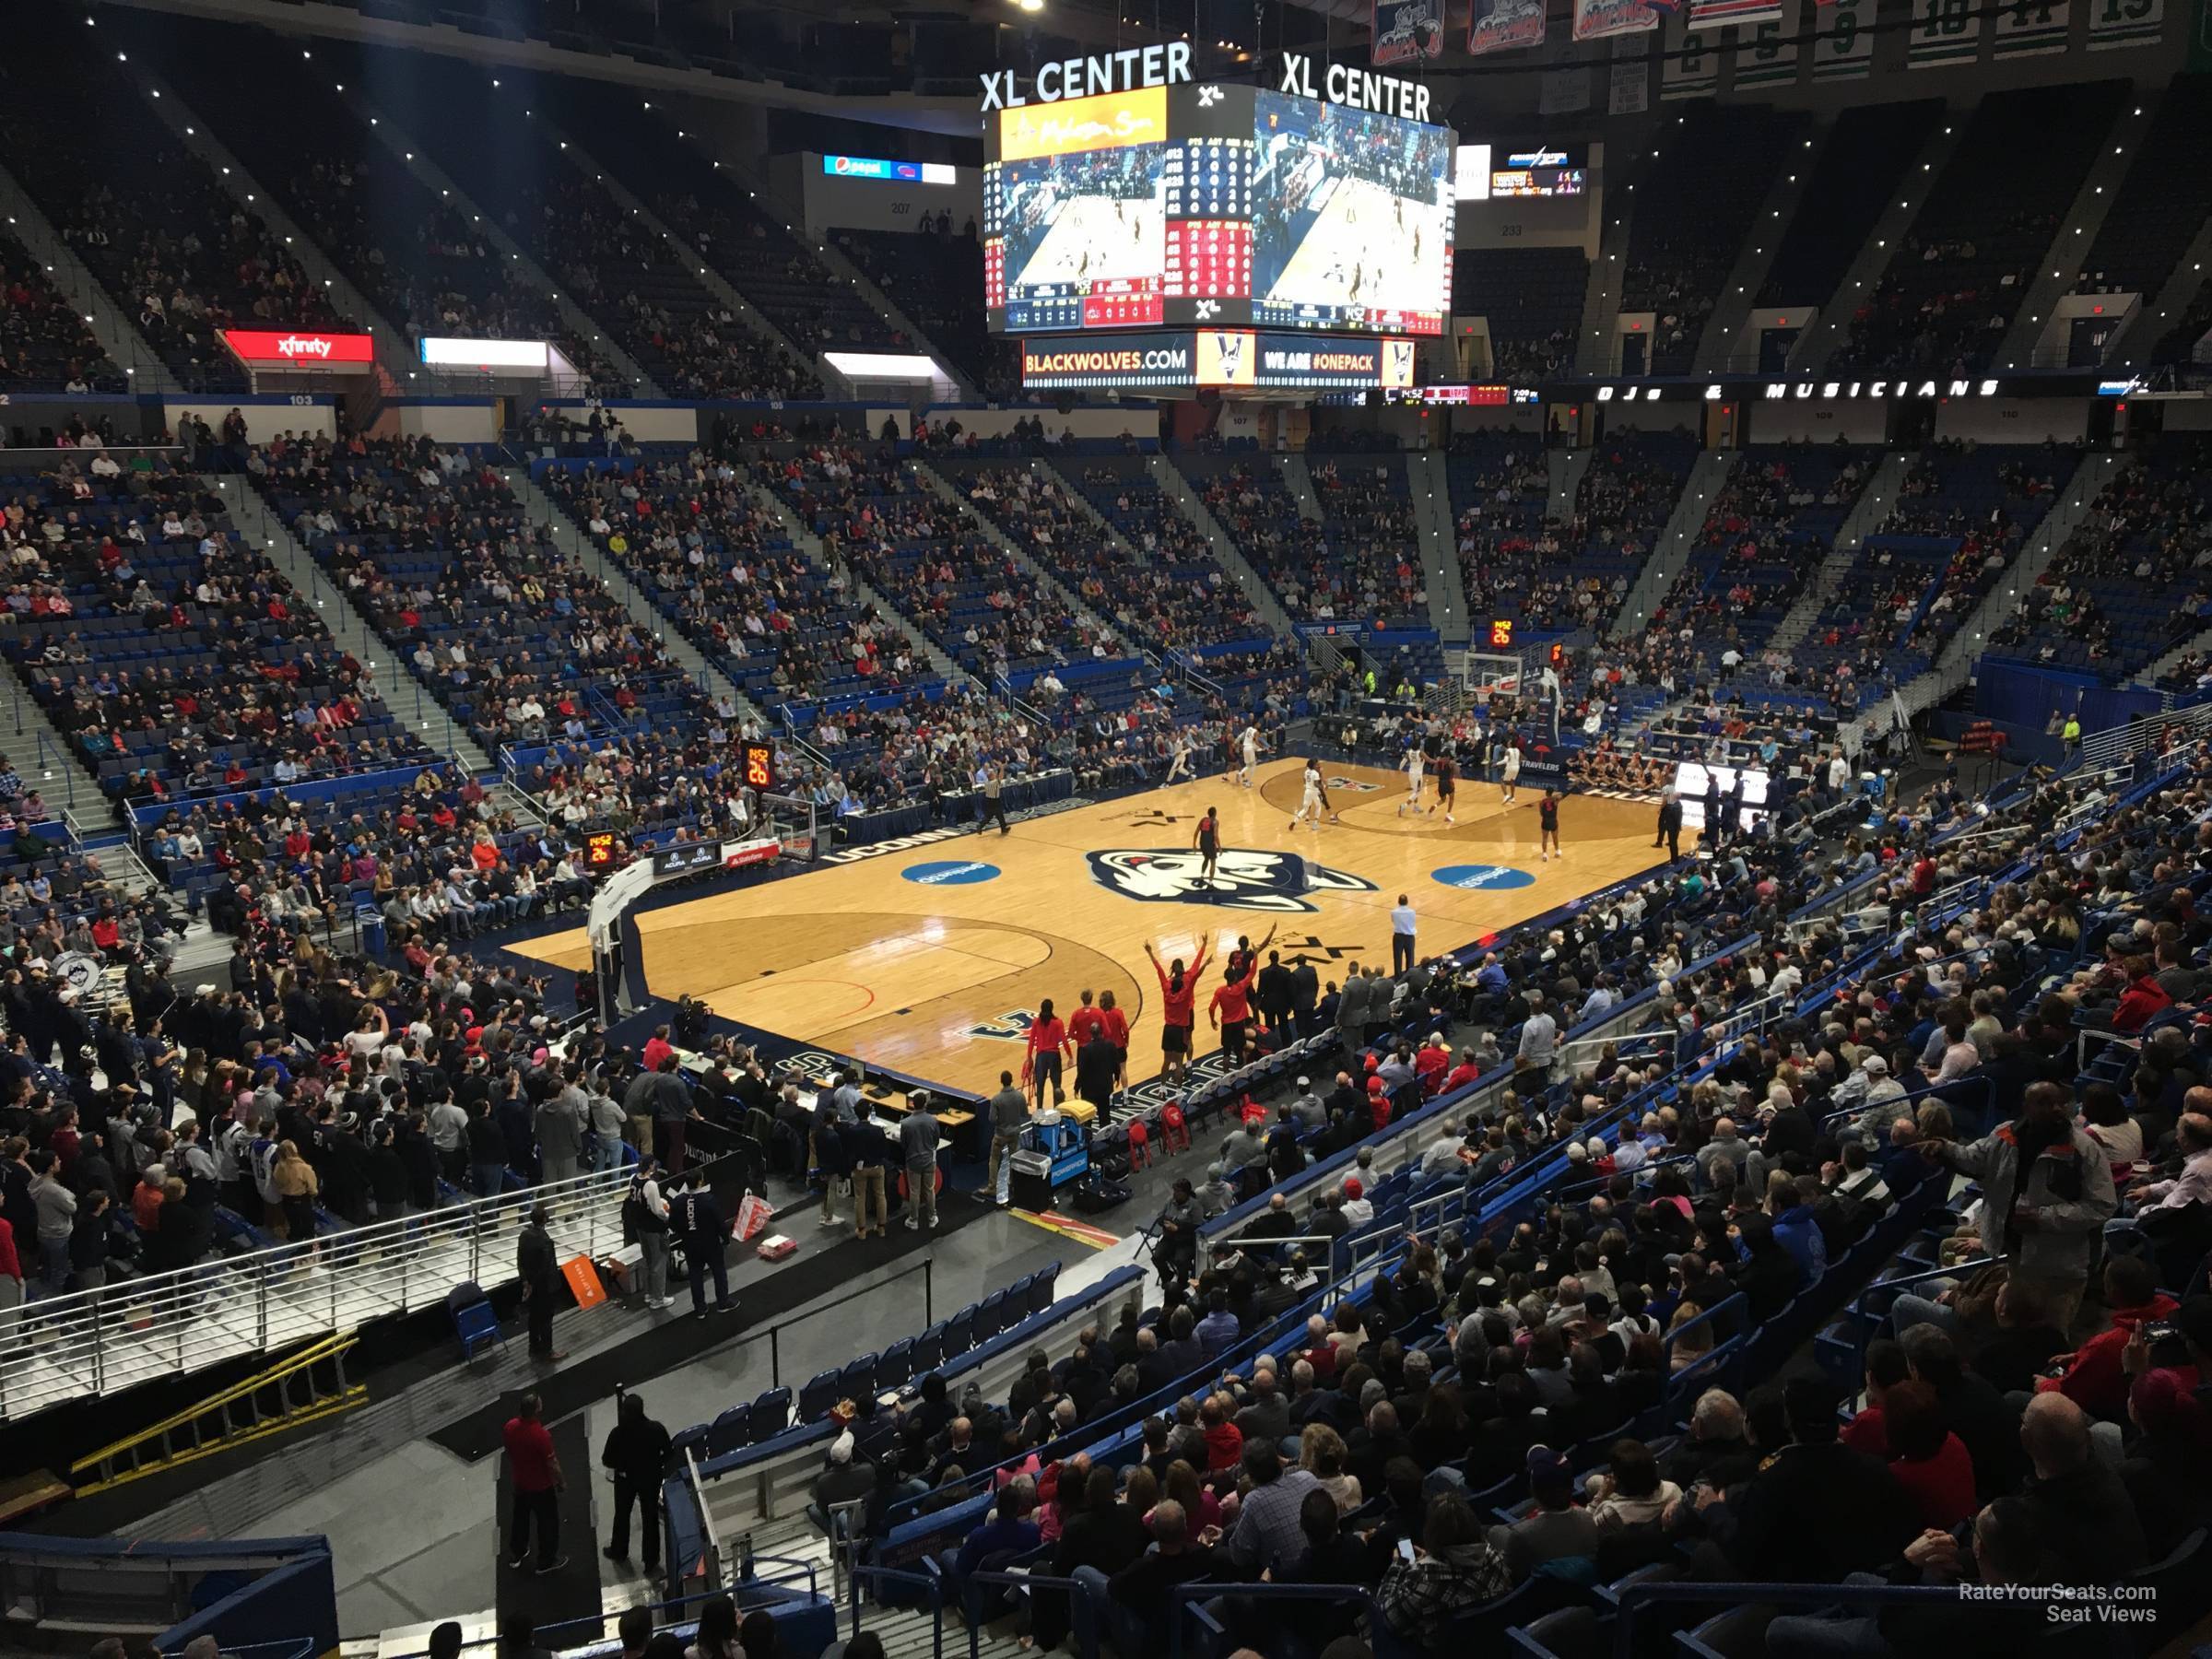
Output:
[[1164, 732, 1194, 785], [1397, 744, 1426, 817], [1500, 740, 1522, 806], [1237, 723, 1265, 787], [1288, 759, 1325, 831]]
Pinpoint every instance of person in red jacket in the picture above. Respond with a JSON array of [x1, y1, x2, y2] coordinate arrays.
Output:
[[2112, 958, 2172, 1033], [1097, 990, 1133, 1094], [1147, 937, 1211, 1087], [1414, 1034, 1450, 1094], [1881, 1380, 1977, 1530], [1025, 997, 1072, 1110], [1209, 971, 1253, 1066], [2036, 1253, 2179, 1420]]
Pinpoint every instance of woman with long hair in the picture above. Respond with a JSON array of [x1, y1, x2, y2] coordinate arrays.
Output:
[[1144, 935, 1212, 1086]]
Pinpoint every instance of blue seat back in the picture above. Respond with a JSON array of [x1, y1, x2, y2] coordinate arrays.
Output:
[[797, 1368, 841, 1423], [750, 1385, 793, 1439], [709, 1404, 752, 1457]]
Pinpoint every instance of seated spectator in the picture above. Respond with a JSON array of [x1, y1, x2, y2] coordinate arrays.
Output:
[[1372, 1491, 1512, 1645]]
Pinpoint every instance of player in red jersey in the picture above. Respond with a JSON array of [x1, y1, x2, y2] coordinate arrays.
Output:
[[1097, 989, 1133, 1093], [1069, 989, 1108, 1051], [1145, 936, 1212, 1086], [1209, 967, 1253, 1066]]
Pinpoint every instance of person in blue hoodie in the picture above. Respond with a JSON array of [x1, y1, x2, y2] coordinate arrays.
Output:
[[1768, 1186, 1828, 1287]]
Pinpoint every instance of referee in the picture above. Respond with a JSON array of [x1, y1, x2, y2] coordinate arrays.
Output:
[[975, 761, 1009, 836], [1390, 893, 1417, 975]]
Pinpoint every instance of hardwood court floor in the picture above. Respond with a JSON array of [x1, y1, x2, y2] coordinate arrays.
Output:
[[510, 760, 1686, 1097]]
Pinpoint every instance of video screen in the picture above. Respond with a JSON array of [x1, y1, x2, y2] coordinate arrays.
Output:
[[1672, 761, 1771, 833], [1490, 144, 1586, 199], [984, 89, 1171, 332], [1249, 88, 1453, 335]]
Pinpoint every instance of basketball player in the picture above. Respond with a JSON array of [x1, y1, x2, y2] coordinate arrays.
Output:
[[1164, 730, 1195, 785], [1144, 936, 1211, 1086], [1194, 806, 1223, 893], [1397, 740, 1425, 818], [1289, 757, 1325, 832], [1538, 788, 1561, 861], [1313, 765, 1344, 824], [1430, 747, 1458, 826], [1499, 740, 1521, 806], [1224, 924, 1277, 990], [1237, 720, 1265, 787], [1097, 988, 1133, 1094]]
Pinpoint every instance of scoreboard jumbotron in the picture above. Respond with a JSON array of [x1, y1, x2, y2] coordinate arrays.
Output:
[[982, 51, 1455, 397]]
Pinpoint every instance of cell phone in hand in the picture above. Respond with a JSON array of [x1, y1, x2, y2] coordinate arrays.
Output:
[[1396, 1537, 1416, 1563]]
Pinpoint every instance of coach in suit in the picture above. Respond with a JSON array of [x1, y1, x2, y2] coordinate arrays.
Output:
[[1655, 790, 1683, 861], [1289, 959, 1321, 1038], [1255, 951, 1296, 1041], [1335, 967, 1371, 1057]]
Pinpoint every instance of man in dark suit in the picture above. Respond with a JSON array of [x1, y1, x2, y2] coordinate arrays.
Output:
[[1288, 958, 1321, 1038], [1655, 789, 1684, 860], [676, 1171, 736, 1321], [1255, 951, 1296, 1043]]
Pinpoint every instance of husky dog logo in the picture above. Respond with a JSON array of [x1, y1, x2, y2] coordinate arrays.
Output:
[[967, 1010, 1038, 1042], [1086, 848, 1378, 912], [1324, 774, 1383, 794]]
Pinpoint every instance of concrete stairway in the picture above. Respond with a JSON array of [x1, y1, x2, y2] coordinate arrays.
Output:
[[1279, 453, 1325, 523], [1994, 95, 2153, 371], [1606, 449, 1737, 640], [1546, 448, 1593, 523], [1405, 451, 1470, 642], [0, 159, 176, 393], [912, 460, 1137, 656], [1767, 453, 1912, 653], [747, 482, 971, 688], [498, 467, 767, 730], [208, 475, 491, 771], [1697, 121, 1829, 372], [1790, 119, 1965, 373], [550, 131, 820, 394], [1147, 456, 1298, 638], [136, 69, 417, 387], [336, 89, 662, 396]]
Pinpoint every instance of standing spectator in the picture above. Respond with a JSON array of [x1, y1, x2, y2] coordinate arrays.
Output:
[[601, 1390, 671, 1574], [899, 1092, 941, 1232], [849, 1099, 890, 1241], [517, 1204, 566, 1363], [676, 1170, 736, 1320], [625, 1156, 673, 1311], [985, 1070, 1028, 1207], [1922, 1080, 2116, 1333], [502, 1392, 568, 1575]]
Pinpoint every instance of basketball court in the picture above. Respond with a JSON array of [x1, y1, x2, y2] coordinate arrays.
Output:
[[1262, 174, 1441, 312], [1011, 192, 1166, 289], [508, 759, 1682, 1096]]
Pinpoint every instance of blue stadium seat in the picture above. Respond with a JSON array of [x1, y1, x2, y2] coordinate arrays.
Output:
[[836, 1353, 877, 1405], [708, 1404, 752, 1458], [943, 1308, 976, 1356], [977, 1288, 1009, 1338], [912, 1323, 947, 1373], [878, 1337, 915, 1391], [667, 1423, 710, 1474], [796, 1369, 841, 1424], [749, 1386, 793, 1439]]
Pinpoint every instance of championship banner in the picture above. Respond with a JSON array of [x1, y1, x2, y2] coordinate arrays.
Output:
[[1609, 37, 1653, 110], [1810, 0, 1875, 76], [1574, 0, 1663, 40], [1731, 0, 1802, 83], [1688, 0, 1783, 22], [1660, 10, 1723, 94], [1469, 0, 1548, 53], [1909, 0, 1985, 65], [2088, 0, 2163, 48], [1371, 0, 1446, 62], [1992, 0, 2071, 54], [1540, 62, 1595, 112]]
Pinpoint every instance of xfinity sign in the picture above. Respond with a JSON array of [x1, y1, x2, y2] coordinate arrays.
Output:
[[979, 42, 1190, 109], [220, 327, 375, 371]]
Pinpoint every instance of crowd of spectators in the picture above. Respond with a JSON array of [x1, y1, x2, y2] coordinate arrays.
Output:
[[6, 461, 432, 806], [0, 232, 124, 394]]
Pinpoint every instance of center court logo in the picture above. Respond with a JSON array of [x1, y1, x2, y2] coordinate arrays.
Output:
[[1087, 848, 1378, 912], [1432, 863, 1536, 891], [901, 859, 1002, 886]]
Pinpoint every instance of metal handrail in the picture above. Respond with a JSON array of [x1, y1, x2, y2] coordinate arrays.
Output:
[[0, 1164, 631, 1420]]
